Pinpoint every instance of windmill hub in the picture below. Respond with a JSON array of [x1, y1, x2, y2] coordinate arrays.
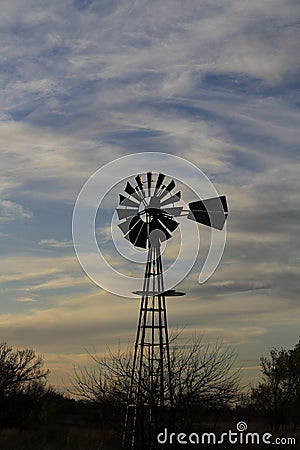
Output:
[[144, 207, 164, 217], [138, 206, 160, 217]]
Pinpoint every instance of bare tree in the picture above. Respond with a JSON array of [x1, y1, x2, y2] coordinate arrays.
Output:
[[0, 342, 49, 398], [170, 336, 240, 411], [70, 335, 240, 421]]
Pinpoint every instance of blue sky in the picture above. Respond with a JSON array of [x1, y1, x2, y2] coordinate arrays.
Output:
[[1, 0, 300, 389]]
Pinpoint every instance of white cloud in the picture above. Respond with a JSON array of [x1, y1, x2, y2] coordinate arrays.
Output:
[[38, 239, 73, 248], [15, 297, 36, 303], [222, 26, 300, 85], [0, 199, 32, 224]]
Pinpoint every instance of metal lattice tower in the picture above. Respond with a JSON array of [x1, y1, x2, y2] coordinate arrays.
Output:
[[122, 244, 175, 449], [117, 172, 228, 449]]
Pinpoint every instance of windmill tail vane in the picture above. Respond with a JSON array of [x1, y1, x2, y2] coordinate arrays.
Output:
[[117, 172, 228, 449]]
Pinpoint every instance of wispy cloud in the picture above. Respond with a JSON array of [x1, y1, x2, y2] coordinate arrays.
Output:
[[15, 297, 36, 303], [38, 239, 73, 248], [0, 199, 32, 224]]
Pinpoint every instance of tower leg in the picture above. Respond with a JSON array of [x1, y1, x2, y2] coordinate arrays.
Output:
[[122, 244, 173, 449]]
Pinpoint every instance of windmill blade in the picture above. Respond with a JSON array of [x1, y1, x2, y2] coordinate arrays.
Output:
[[147, 171, 152, 197], [162, 206, 183, 217], [155, 173, 165, 191], [135, 174, 145, 197], [116, 208, 138, 220], [119, 194, 139, 208], [134, 224, 148, 248], [187, 195, 228, 230], [118, 217, 141, 236], [118, 218, 131, 235], [160, 191, 181, 207], [124, 181, 135, 195], [125, 182, 143, 201], [158, 214, 179, 233], [118, 216, 144, 240], [159, 179, 176, 199], [128, 216, 148, 248]]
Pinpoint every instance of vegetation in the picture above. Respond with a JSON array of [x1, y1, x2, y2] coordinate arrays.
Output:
[[248, 341, 300, 431], [70, 336, 240, 425], [0, 339, 300, 449], [0, 342, 49, 397]]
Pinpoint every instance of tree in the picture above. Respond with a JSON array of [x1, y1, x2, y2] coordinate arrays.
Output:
[[0, 342, 49, 398], [70, 335, 240, 427], [171, 336, 239, 409], [0, 342, 50, 428], [250, 341, 300, 430]]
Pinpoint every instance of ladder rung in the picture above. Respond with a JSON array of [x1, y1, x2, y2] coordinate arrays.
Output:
[[141, 308, 161, 312], [142, 342, 165, 347]]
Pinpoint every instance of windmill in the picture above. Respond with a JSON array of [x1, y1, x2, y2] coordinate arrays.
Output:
[[117, 172, 228, 449]]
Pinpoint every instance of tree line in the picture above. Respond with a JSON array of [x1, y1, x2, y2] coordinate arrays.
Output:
[[0, 338, 300, 448]]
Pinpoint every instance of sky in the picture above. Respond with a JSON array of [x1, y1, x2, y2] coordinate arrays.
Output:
[[1, 0, 299, 391]]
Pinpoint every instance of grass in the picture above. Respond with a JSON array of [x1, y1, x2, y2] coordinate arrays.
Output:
[[0, 419, 298, 449], [0, 425, 121, 450]]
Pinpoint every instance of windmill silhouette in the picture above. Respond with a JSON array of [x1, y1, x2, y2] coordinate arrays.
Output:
[[117, 172, 228, 449]]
